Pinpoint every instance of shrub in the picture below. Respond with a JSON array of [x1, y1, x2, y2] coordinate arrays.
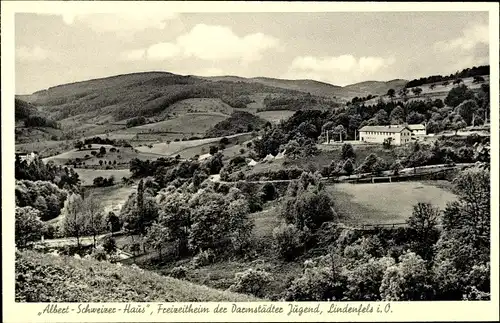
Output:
[[192, 249, 216, 268], [228, 268, 273, 298], [169, 266, 188, 279], [15, 206, 44, 248], [285, 265, 346, 301], [92, 247, 108, 261], [261, 182, 277, 201], [102, 237, 117, 254], [272, 223, 303, 261]]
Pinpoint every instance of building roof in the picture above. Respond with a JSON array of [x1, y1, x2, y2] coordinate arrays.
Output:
[[358, 125, 409, 133], [407, 124, 426, 130]]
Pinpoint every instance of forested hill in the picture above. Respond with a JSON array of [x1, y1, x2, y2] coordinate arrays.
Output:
[[405, 65, 490, 88]]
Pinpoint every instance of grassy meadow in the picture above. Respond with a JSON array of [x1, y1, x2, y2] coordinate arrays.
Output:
[[327, 181, 458, 225]]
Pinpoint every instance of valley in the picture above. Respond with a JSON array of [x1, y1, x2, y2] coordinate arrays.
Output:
[[14, 64, 491, 302]]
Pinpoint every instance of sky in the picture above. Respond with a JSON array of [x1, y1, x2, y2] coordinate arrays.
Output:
[[15, 10, 489, 94]]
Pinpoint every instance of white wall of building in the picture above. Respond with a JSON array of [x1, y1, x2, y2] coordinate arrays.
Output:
[[359, 129, 412, 145]]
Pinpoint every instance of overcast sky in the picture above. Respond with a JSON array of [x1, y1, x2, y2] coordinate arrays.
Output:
[[15, 11, 489, 94]]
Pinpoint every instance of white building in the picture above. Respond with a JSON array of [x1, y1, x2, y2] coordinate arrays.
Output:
[[407, 124, 426, 137], [358, 125, 412, 145]]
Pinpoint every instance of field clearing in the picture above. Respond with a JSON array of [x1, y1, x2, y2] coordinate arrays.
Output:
[[256, 110, 295, 123], [327, 181, 458, 225], [136, 132, 251, 156], [167, 98, 234, 116], [74, 168, 132, 186], [42, 146, 162, 167], [86, 184, 136, 214], [114, 113, 228, 135], [16, 140, 74, 158], [173, 134, 255, 160]]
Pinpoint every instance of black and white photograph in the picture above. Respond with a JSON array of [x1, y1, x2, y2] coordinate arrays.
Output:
[[3, 1, 498, 320]]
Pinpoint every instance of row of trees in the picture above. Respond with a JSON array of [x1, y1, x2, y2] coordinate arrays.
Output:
[[324, 137, 487, 179], [404, 65, 489, 88], [118, 179, 254, 260]]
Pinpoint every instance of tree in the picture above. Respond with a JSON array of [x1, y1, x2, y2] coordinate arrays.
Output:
[[61, 194, 87, 249], [272, 223, 304, 261], [473, 76, 485, 83], [374, 109, 389, 125], [407, 202, 440, 260], [99, 160, 103, 166], [387, 89, 396, 99], [15, 206, 44, 248], [383, 137, 393, 149], [99, 146, 106, 155], [345, 257, 395, 301], [341, 143, 355, 160], [391, 160, 403, 175], [188, 193, 232, 253], [451, 119, 467, 135], [399, 88, 409, 101], [228, 268, 272, 298], [453, 78, 463, 85], [227, 199, 254, 254], [380, 252, 432, 300], [342, 159, 354, 175], [107, 211, 121, 233], [406, 112, 425, 124], [355, 153, 384, 175], [433, 167, 490, 299], [389, 106, 405, 124], [156, 191, 192, 257], [281, 186, 335, 231], [74, 141, 84, 150], [84, 197, 105, 249], [261, 182, 277, 201], [444, 84, 475, 108], [145, 222, 169, 259], [102, 236, 117, 254], [209, 145, 218, 155], [334, 125, 346, 142], [411, 87, 423, 96], [455, 100, 478, 125]]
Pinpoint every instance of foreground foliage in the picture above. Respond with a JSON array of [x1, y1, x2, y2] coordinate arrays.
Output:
[[15, 250, 258, 302]]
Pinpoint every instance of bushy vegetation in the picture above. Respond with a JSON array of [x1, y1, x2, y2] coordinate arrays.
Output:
[[15, 250, 258, 302], [126, 116, 147, 128], [262, 93, 340, 111], [15, 156, 80, 191], [205, 111, 266, 137], [93, 176, 115, 187], [15, 180, 68, 221], [228, 268, 273, 298], [15, 99, 59, 129]]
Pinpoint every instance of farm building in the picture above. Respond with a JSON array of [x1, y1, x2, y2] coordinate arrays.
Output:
[[358, 125, 412, 145]]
